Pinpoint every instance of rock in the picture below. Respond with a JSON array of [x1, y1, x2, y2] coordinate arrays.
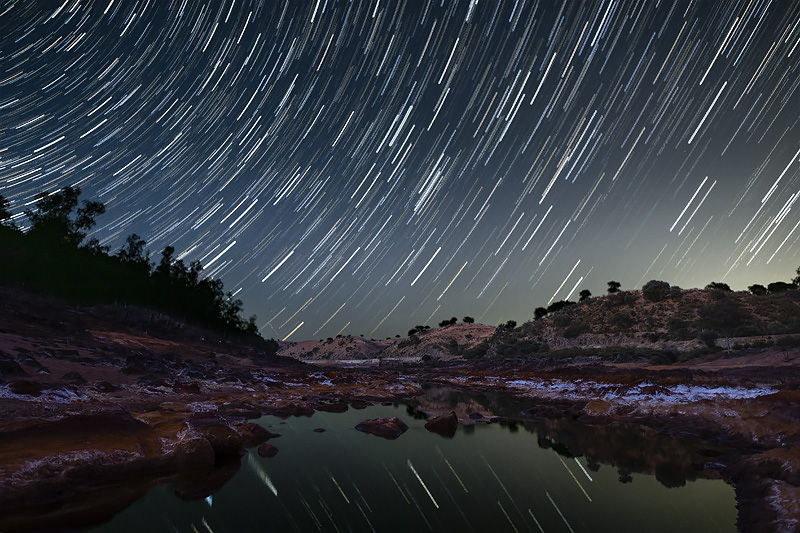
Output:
[[0, 357, 27, 378], [350, 400, 370, 409], [172, 437, 216, 469], [9, 380, 41, 397], [94, 381, 119, 392], [424, 411, 458, 439], [313, 428, 326, 433], [184, 414, 244, 459], [315, 402, 348, 413], [62, 371, 87, 384], [355, 417, 408, 440], [234, 422, 274, 447], [257, 443, 279, 457], [173, 381, 201, 394], [468, 412, 484, 420], [582, 399, 615, 419]]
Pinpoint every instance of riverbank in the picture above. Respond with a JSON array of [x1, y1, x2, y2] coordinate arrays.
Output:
[[1, 286, 798, 531], [1, 348, 798, 531]]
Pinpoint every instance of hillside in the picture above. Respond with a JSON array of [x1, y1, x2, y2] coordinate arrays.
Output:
[[278, 287, 800, 363]]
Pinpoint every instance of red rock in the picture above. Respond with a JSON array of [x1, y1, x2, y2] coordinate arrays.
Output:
[[257, 443, 278, 457], [234, 422, 274, 447], [355, 417, 408, 440], [424, 411, 458, 439], [184, 414, 243, 458]]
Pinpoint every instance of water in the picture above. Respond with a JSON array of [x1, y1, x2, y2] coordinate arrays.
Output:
[[90, 402, 737, 532]]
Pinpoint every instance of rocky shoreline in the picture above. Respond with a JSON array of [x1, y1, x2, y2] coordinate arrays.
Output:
[[1, 287, 799, 531], [1, 355, 799, 532]]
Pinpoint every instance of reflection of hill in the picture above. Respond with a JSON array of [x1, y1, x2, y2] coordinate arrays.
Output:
[[408, 383, 724, 489]]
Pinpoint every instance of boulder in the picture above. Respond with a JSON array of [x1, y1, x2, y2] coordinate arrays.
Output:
[[355, 417, 408, 440], [424, 411, 458, 439], [234, 422, 276, 448], [184, 414, 243, 459], [62, 371, 87, 384], [9, 380, 41, 397], [257, 443, 279, 457]]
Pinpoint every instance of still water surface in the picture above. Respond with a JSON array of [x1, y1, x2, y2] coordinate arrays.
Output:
[[91, 403, 736, 532]]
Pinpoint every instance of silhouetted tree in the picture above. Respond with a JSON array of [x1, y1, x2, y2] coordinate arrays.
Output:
[[449, 317, 458, 325], [748, 284, 767, 296], [498, 320, 517, 330], [25, 186, 105, 247], [534, 307, 548, 320], [579, 289, 592, 302], [462, 316, 475, 324], [117, 233, 149, 268], [705, 282, 732, 292], [793, 266, 800, 286], [0, 195, 14, 227], [768, 281, 795, 293], [642, 280, 671, 302], [547, 300, 574, 314], [439, 319, 451, 328], [607, 280, 621, 294], [698, 295, 747, 354]]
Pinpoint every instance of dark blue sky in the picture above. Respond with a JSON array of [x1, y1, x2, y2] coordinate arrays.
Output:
[[2, 0, 799, 340]]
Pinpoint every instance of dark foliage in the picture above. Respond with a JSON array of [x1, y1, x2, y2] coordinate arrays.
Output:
[[642, 280, 671, 302], [0, 195, 13, 226], [698, 295, 748, 353], [748, 284, 768, 295], [705, 281, 732, 292], [0, 188, 258, 336], [546, 300, 575, 314], [768, 281, 795, 293], [462, 316, 475, 324], [607, 280, 621, 294], [533, 307, 548, 320]]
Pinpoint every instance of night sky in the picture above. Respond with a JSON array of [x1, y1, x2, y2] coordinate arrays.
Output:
[[2, 1, 799, 341]]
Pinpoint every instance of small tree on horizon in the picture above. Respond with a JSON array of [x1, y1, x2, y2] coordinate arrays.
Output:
[[607, 281, 621, 294], [579, 289, 592, 302], [768, 281, 795, 293], [705, 282, 732, 292], [462, 316, 475, 324], [642, 280, 671, 302], [748, 284, 767, 296]]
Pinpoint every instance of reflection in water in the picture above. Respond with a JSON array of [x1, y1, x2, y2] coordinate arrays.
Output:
[[91, 395, 736, 533]]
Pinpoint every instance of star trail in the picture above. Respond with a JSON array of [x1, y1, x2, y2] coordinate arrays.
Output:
[[2, 0, 799, 340]]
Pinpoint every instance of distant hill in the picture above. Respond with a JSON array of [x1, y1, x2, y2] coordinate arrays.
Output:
[[278, 287, 800, 363]]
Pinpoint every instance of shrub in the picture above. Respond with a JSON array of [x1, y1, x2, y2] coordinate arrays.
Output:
[[563, 321, 587, 338], [642, 280, 671, 302], [698, 330, 717, 348], [748, 284, 768, 295]]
